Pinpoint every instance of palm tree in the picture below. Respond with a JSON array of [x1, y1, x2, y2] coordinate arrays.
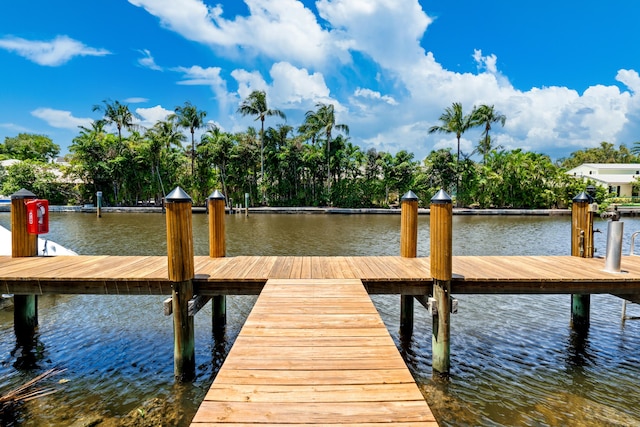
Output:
[[92, 99, 137, 144], [428, 102, 475, 205], [171, 101, 207, 176], [237, 90, 286, 202], [201, 126, 233, 201], [473, 104, 506, 164], [305, 103, 349, 201], [145, 119, 186, 200]]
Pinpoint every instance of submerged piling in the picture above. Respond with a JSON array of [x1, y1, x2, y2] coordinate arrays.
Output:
[[430, 189, 452, 377], [165, 186, 195, 381], [400, 190, 418, 338], [570, 192, 594, 329], [208, 190, 227, 334], [10, 189, 38, 339]]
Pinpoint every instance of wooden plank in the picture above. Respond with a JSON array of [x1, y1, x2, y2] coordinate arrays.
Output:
[[191, 278, 435, 426], [212, 368, 415, 386], [192, 401, 436, 424], [204, 383, 426, 403]]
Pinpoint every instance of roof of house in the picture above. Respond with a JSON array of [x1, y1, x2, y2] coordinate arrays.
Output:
[[569, 163, 640, 170]]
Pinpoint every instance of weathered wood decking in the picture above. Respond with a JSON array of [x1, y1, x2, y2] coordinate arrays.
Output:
[[191, 278, 437, 426], [3, 255, 640, 296]]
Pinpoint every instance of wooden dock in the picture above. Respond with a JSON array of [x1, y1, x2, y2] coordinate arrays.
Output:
[[3, 255, 640, 296], [191, 278, 437, 425]]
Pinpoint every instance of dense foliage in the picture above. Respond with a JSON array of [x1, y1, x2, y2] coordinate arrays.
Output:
[[1, 97, 637, 208]]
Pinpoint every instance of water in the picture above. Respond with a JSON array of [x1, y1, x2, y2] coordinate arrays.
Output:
[[1, 212, 640, 426]]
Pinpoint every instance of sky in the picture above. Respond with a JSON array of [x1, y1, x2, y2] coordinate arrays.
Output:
[[2, 0, 640, 162]]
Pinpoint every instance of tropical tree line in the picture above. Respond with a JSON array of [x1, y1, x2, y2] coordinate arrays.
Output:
[[1, 96, 638, 209]]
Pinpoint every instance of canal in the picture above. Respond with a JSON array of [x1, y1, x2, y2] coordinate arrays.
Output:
[[0, 212, 639, 426]]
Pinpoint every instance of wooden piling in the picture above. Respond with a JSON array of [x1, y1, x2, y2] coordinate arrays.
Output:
[[208, 190, 227, 334], [165, 186, 195, 381], [430, 189, 452, 377], [96, 191, 102, 218], [400, 191, 418, 338], [571, 192, 593, 329], [11, 189, 38, 338]]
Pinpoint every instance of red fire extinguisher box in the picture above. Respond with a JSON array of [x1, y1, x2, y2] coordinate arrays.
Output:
[[26, 199, 49, 234]]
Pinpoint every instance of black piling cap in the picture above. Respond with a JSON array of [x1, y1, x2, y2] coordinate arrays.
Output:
[[572, 191, 593, 203], [208, 189, 226, 200], [401, 190, 418, 202], [165, 186, 192, 203], [431, 189, 452, 204], [10, 188, 36, 200]]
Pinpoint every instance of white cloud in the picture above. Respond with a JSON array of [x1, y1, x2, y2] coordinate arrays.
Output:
[[31, 108, 92, 129], [135, 105, 173, 128], [232, 62, 338, 112], [173, 65, 232, 113], [125, 97, 149, 104], [354, 88, 398, 106], [317, 0, 430, 69], [230, 69, 268, 101], [0, 123, 32, 133], [0, 35, 110, 66], [137, 49, 162, 71], [128, 0, 341, 67], [616, 69, 640, 94], [269, 62, 334, 108]]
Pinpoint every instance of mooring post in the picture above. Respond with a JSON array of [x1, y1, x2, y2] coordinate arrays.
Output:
[[10, 189, 39, 339], [245, 192, 249, 217], [208, 190, 227, 333], [96, 191, 102, 218], [570, 192, 594, 329], [430, 189, 452, 377], [400, 190, 418, 338], [165, 186, 195, 381]]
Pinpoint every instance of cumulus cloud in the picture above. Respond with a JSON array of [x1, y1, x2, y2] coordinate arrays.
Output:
[[0, 35, 110, 66], [354, 88, 398, 106], [31, 108, 92, 129], [317, 0, 431, 69], [135, 105, 173, 128], [269, 62, 335, 108], [128, 0, 341, 67]]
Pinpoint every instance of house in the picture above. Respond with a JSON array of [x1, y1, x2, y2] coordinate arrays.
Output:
[[566, 163, 640, 197]]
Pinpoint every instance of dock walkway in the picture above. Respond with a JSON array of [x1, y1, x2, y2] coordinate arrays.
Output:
[[191, 278, 437, 426], [3, 255, 640, 296]]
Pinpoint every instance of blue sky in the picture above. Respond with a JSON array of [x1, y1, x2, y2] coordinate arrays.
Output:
[[2, 0, 640, 162]]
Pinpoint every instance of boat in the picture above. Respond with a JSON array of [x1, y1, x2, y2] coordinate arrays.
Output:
[[0, 224, 77, 308]]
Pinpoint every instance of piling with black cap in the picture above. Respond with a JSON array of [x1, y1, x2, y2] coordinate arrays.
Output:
[[430, 189, 452, 377], [570, 191, 594, 330], [400, 190, 419, 338], [165, 186, 195, 381], [208, 190, 227, 334], [10, 189, 38, 340]]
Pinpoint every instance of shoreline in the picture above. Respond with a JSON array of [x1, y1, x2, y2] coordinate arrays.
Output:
[[0, 204, 570, 215], [3, 205, 640, 216]]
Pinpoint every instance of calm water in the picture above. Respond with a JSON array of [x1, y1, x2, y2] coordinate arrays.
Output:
[[1, 212, 640, 426]]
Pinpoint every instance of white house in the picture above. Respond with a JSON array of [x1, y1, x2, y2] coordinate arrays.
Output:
[[566, 163, 640, 197]]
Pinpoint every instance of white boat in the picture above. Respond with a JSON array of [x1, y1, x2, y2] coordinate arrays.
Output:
[[0, 224, 77, 256], [0, 224, 76, 308]]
